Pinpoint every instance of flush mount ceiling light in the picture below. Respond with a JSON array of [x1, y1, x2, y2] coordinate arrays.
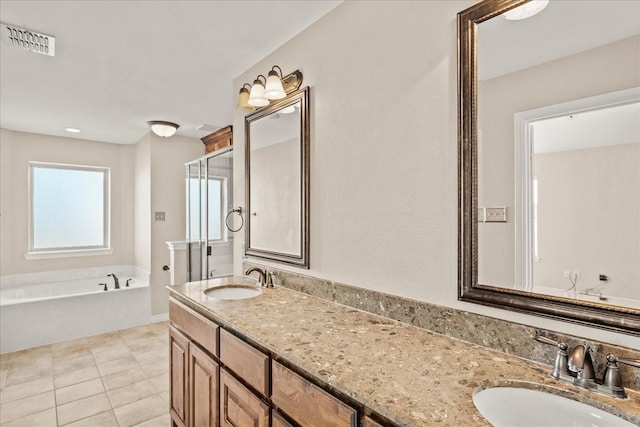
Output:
[[148, 121, 179, 137], [503, 0, 549, 20], [238, 66, 303, 110], [65, 127, 81, 133]]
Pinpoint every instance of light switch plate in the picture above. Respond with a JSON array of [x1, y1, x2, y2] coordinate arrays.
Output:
[[485, 207, 507, 222], [155, 211, 166, 221]]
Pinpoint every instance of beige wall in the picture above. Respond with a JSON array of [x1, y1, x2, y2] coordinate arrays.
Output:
[[233, 1, 638, 348], [478, 35, 640, 286], [0, 129, 135, 274], [0, 128, 203, 317], [533, 143, 639, 300], [149, 135, 203, 316]]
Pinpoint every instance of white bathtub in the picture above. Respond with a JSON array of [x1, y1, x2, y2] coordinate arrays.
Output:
[[0, 266, 151, 353]]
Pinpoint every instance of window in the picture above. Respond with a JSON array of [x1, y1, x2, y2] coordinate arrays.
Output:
[[29, 162, 110, 257]]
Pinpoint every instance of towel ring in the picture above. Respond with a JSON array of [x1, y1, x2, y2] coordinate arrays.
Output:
[[225, 207, 244, 232]]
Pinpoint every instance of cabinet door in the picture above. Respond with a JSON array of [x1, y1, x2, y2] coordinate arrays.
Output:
[[190, 344, 219, 427], [170, 326, 190, 427], [219, 369, 269, 427], [272, 410, 295, 427]]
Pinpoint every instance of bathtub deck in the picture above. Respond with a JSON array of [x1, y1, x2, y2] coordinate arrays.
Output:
[[0, 322, 169, 426]]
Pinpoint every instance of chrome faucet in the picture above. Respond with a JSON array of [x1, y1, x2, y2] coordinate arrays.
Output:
[[245, 267, 266, 286], [568, 344, 596, 388], [108, 273, 120, 289], [245, 267, 275, 287], [535, 333, 639, 399]]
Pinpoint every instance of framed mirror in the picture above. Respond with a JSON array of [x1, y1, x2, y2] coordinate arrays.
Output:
[[245, 87, 310, 268], [458, 0, 640, 334]]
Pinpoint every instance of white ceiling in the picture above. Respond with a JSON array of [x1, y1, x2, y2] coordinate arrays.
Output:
[[478, 0, 640, 81], [0, 0, 341, 144]]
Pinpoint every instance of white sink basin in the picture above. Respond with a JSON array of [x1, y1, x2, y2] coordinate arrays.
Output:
[[473, 387, 634, 427], [203, 285, 262, 300]]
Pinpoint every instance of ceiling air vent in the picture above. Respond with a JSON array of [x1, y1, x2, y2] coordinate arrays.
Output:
[[196, 124, 220, 133], [2, 22, 55, 56]]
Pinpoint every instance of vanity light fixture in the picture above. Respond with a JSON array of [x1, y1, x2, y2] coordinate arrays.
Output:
[[264, 66, 287, 100], [238, 66, 303, 110], [503, 0, 549, 20], [248, 75, 270, 107], [237, 83, 254, 110], [148, 121, 179, 138]]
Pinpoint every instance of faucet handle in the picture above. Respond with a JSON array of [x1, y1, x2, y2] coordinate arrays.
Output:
[[534, 333, 567, 349], [534, 333, 569, 378], [610, 354, 640, 369], [603, 354, 632, 399]]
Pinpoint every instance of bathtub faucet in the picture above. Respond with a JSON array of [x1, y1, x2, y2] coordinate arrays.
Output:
[[108, 273, 120, 289]]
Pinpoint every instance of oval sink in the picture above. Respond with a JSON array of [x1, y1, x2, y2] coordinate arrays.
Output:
[[203, 285, 262, 300], [473, 387, 634, 427]]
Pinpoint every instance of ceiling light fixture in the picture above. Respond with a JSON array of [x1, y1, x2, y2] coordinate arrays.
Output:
[[238, 66, 303, 110], [65, 127, 81, 133], [148, 121, 179, 138], [503, 0, 549, 20]]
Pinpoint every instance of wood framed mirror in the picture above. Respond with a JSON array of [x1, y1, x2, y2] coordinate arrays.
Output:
[[458, 0, 640, 334], [245, 87, 310, 268]]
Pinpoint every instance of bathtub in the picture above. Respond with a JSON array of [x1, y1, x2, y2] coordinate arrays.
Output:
[[0, 266, 151, 353]]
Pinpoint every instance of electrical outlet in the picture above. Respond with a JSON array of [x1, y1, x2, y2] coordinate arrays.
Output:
[[154, 211, 165, 221]]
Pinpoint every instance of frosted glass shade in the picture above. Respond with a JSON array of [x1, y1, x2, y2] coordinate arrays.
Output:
[[237, 87, 251, 109], [148, 121, 179, 137], [264, 72, 286, 100], [248, 80, 269, 107], [504, 0, 549, 20]]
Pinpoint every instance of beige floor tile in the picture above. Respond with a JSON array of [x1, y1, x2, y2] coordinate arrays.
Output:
[[149, 372, 169, 392], [53, 354, 96, 375], [55, 392, 111, 426], [100, 367, 149, 392], [5, 364, 53, 387], [0, 376, 54, 403], [0, 407, 57, 427], [55, 378, 105, 405], [139, 360, 168, 378], [133, 347, 167, 366], [9, 350, 52, 370], [62, 409, 119, 427], [54, 365, 99, 389], [92, 345, 133, 365], [132, 412, 170, 426], [118, 325, 155, 341], [52, 346, 92, 364], [96, 355, 141, 377], [125, 336, 166, 353], [0, 390, 55, 423], [106, 378, 161, 409], [113, 392, 168, 427]]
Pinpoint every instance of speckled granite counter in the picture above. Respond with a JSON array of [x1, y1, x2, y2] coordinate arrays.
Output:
[[168, 278, 640, 426]]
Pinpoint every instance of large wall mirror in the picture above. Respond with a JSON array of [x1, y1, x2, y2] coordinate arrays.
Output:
[[458, 0, 640, 334], [245, 87, 310, 268]]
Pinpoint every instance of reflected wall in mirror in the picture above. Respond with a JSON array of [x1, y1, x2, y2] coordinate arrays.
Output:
[[458, 0, 640, 333], [245, 87, 309, 268]]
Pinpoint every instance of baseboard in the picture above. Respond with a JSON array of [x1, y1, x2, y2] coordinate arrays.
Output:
[[151, 313, 169, 323]]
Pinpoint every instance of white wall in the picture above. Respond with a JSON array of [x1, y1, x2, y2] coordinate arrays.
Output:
[[232, 1, 639, 348], [533, 143, 639, 301]]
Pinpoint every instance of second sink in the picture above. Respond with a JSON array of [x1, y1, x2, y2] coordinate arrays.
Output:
[[473, 387, 635, 427]]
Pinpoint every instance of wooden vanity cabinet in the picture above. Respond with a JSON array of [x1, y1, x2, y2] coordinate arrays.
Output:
[[170, 326, 190, 427], [189, 344, 219, 427], [219, 368, 269, 426], [272, 360, 357, 427]]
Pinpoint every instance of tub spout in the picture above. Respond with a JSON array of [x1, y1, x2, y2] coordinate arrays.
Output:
[[108, 274, 120, 289]]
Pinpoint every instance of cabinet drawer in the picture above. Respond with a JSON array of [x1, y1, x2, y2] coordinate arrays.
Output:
[[220, 368, 269, 427], [272, 361, 357, 427], [219, 329, 269, 396], [169, 299, 219, 357]]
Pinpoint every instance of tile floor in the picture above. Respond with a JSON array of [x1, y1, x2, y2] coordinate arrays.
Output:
[[0, 322, 170, 426]]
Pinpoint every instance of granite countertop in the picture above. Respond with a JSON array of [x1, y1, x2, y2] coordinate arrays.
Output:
[[168, 277, 640, 426]]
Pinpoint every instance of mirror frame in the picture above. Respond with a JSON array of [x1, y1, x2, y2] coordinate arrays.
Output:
[[244, 86, 310, 268], [457, 0, 640, 334]]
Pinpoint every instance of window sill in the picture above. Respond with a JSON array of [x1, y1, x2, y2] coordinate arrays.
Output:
[[25, 248, 113, 260]]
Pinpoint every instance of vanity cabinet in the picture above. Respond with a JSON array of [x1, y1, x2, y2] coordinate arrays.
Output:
[[272, 360, 357, 427], [220, 368, 269, 426], [169, 298, 376, 427]]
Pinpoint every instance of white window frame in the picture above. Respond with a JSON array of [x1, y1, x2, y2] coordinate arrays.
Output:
[[27, 161, 112, 259]]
